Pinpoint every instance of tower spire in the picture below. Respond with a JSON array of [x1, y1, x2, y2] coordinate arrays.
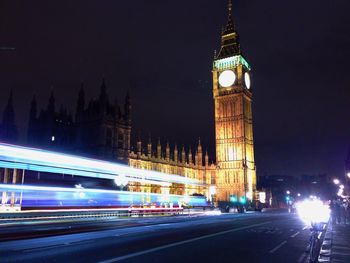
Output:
[[228, 0, 232, 15], [216, 0, 240, 59]]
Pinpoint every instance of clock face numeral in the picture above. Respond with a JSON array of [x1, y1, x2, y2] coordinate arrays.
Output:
[[218, 70, 236, 87], [244, 72, 251, 89]]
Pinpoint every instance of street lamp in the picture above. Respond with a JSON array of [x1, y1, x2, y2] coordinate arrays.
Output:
[[297, 193, 301, 197], [286, 190, 290, 195], [333, 179, 340, 185], [347, 172, 350, 179], [339, 184, 345, 189]]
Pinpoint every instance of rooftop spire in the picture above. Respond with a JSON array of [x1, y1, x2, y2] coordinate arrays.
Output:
[[216, 0, 241, 59]]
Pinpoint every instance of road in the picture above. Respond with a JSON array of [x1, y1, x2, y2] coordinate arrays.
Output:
[[0, 212, 317, 263]]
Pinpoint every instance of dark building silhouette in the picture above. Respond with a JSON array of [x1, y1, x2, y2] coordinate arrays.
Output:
[[27, 79, 131, 162], [0, 91, 18, 143]]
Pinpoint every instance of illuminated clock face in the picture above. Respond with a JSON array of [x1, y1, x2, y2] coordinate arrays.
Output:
[[244, 72, 251, 89], [218, 70, 236, 87]]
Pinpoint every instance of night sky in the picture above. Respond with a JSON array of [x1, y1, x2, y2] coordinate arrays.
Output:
[[1, 0, 350, 179]]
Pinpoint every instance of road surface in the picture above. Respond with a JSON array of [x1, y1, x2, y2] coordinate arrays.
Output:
[[0, 212, 317, 263]]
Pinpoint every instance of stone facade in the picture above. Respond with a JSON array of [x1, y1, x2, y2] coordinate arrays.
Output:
[[27, 80, 131, 162]]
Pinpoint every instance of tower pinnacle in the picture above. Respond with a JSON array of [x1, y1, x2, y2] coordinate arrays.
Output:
[[216, 0, 240, 59]]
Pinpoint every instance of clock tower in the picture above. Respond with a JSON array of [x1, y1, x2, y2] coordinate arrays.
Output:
[[213, 1, 256, 202]]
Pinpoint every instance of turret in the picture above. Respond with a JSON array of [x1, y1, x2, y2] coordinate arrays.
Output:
[[188, 147, 193, 165], [166, 141, 170, 162], [197, 138, 203, 166], [136, 135, 141, 159], [205, 150, 209, 167], [47, 90, 55, 115], [1, 90, 18, 143], [124, 91, 131, 124], [147, 136, 152, 158], [76, 83, 85, 122], [174, 143, 178, 162], [181, 145, 186, 163], [157, 138, 162, 159], [29, 95, 37, 122], [99, 78, 108, 117]]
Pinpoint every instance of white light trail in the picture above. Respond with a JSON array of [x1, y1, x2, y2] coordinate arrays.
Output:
[[0, 143, 201, 186]]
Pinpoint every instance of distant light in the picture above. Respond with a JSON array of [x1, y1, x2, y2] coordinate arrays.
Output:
[[259, 192, 266, 204], [209, 185, 216, 196], [338, 189, 344, 196], [239, 196, 246, 204], [286, 196, 290, 201], [339, 184, 344, 189], [286, 190, 290, 195], [297, 193, 301, 197], [230, 195, 237, 203], [51, 136, 55, 142], [333, 179, 340, 185], [347, 172, 350, 178]]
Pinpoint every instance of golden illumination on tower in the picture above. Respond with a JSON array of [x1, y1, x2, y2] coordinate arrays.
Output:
[[213, 0, 256, 202]]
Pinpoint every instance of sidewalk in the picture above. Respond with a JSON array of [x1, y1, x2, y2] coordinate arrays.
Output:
[[330, 223, 350, 263]]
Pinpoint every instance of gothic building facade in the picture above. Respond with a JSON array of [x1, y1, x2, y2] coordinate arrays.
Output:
[[1, 2, 257, 203], [27, 80, 131, 162], [128, 1, 257, 202]]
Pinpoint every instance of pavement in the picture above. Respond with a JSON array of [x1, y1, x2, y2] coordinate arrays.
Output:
[[329, 223, 350, 263], [0, 212, 320, 263]]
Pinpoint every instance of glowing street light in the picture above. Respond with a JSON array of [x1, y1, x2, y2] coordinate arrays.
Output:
[[339, 184, 345, 189], [333, 179, 340, 185], [347, 172, 350, 179], [286, 190, 290, 195], [297, 193, 301, 197]]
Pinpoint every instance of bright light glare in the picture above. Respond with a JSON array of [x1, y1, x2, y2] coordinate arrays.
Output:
[[297, 193, 301, 197], [296, 199, 330, 224], [337, 188, 344, 196], [333, 179, 340, 185], [286, 190, 290, 195], [244, 72, 251, 89], [339, 184, 344, 189], [218, 70, 236, 87], [347, 172, 350, 178]]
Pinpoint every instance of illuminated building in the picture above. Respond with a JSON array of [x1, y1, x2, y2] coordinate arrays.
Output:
[[128, 1, 257, 202], [2, 1, 256, 203], [211, 1, 256, 201], [128, 138, 216, 201]]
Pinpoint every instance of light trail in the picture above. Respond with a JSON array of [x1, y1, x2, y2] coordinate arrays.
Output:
[[0, 143, 202, 186]]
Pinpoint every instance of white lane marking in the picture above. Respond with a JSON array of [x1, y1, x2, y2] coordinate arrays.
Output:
[[290, 231, 300, 238], [269, 240, 287, 253], [302, 226, 308, 230], [99, 221, 271, 263]]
